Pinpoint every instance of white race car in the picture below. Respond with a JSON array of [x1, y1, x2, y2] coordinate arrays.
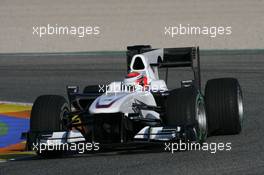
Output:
[[25, 45, 243, 157]]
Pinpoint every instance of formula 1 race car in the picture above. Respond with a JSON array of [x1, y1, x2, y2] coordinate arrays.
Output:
[[24, 45, 243, 157]]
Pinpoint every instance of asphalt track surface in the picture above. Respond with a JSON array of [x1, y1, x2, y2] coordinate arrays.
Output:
[[0, 52, 264, 174]]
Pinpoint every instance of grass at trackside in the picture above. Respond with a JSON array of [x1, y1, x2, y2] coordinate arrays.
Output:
[[0, 151, 36, 161], [0, 49, 264, 57], [200, 49, 264, 56]]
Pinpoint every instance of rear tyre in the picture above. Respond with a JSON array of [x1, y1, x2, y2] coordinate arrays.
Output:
[[83, 85, 103, 94], [30, 95, 69, 157], [82, 85, 104, 109], [165, 87, 207, 142], [205, 78, 243, 135]]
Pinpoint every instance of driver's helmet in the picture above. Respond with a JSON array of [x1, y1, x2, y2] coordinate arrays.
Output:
[[123, 71, 148, 87]]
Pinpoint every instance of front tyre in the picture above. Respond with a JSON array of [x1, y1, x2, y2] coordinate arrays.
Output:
[[30, 95, 69, 157], [205, 78, 243, 135], [165, 87, 207, 143]]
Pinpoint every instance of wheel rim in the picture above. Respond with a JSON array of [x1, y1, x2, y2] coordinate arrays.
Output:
[[237, 87, 243, 125], [196, 99, 207, 140]]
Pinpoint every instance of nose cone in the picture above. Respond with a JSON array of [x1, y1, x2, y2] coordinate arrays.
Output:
[[89, 93, 131, 114]]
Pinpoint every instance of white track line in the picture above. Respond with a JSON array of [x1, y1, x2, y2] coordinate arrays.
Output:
[[0, 159, 7, 163], [0, 101, 32, 106]]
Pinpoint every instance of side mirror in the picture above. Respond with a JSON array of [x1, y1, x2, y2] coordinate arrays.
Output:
[[67, 85, 79, 94], [181, 80, 194, 88], [66, 86, 79, 110]]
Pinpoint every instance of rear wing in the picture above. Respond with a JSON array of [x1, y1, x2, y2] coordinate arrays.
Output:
[[127, 45, 201, 91], [160, 47, 198, 67], [161, 47, 201, 91]]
